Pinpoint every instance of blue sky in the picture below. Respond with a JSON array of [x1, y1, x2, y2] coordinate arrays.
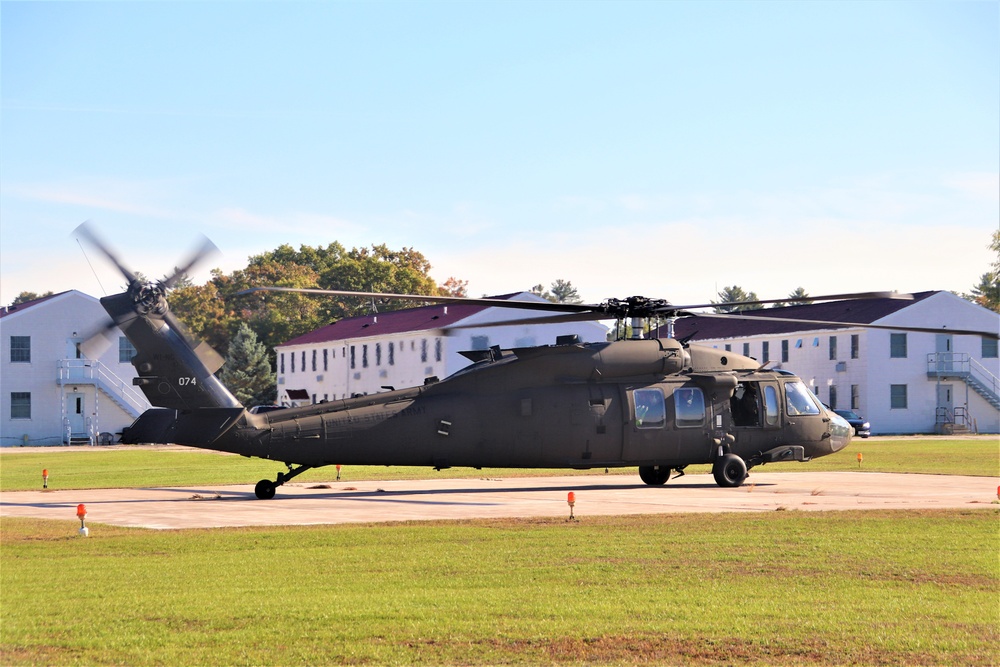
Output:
[[2, 1, 997, 309]]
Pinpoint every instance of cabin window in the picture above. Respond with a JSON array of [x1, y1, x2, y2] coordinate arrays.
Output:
[[10, 392, 30, 419], [786, 381, 821, 415], [764, 385, 779, 426], [10, 336, 30, 363], [673, 387, 706, 427], [633, 388, 666, 428]]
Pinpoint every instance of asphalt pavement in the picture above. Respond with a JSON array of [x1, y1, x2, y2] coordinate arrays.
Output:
[[1, 471, 996, 530]]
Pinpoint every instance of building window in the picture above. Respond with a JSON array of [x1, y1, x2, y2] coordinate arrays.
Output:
[[290, 352, 295, 373], [389, 342, 395, 366], [471, 335, 489, 351], [829, 385, 838, 410], [812, 337, 819, 347], [435, 338, 442, 362], [781, 340, 789, 363], [850, 334, 859, 359], [829, 336, 837, 361], [421, 339, 428, 363], [761, 341, 770, 363], [350, 346, 356, 369], [376, 343, 382, 366], [280, 352, 285, 374], [724, 344, 731, 352], [851, 384, 860, 410], [362, 345, 369, 368], [312, 349, 317, 372], [323, 348, 328, 372], [742, 342, 750, 357], [119, 337, 137, 363], [890, 384, 908, 409], [10, 392, 30, 419], [301, 351, 306, 373], [795, 339, 803, 349], [10, 336, 30, 363], [890, 333, 907, 358], [983, 337, 998, 359]]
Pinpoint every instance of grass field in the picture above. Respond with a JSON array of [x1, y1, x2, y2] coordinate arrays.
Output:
[[1, 437, 998, 492], [2, 437, 998, 665], [2, 510, 997, 666]]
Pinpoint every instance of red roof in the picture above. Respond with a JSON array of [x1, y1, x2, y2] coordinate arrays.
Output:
[[667, 291, 939, 340], [0, 291, 73, 319], [278, 293, 523, 347]]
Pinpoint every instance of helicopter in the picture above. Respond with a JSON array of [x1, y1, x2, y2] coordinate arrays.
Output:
[[74, 223, 997, 499]]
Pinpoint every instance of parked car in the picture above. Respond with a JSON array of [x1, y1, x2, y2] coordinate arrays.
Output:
[[248, 405, 288, 415], [833, 409, 871, 438]]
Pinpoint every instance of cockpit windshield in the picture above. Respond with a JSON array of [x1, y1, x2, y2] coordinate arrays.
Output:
[[785, 381, 821, 415]]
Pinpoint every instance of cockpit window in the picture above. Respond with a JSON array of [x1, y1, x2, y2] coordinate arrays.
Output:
[[786, 381, 821, 415], [674, 387, 706, 427], [633, 388, 666, 428]]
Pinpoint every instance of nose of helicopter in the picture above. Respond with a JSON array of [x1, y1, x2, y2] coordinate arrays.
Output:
[[827, 409, 852, 454]]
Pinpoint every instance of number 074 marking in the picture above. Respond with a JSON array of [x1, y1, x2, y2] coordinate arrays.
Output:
[[178, 377, 197, 386]]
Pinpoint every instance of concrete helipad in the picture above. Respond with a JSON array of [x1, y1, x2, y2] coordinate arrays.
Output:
[[1, 472, 996, 529]]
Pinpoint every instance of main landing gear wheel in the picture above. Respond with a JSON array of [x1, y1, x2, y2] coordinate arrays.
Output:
[[638, 465, 671, 486], [713, 453, 748, 488]]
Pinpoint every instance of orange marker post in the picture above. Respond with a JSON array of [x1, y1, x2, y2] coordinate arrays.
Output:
[[566, 491, 576, 521], [42, 469, 49, 489], [857, 452, 863, 468], [336, 464, 342, 481], [76, 504, 89, 537]]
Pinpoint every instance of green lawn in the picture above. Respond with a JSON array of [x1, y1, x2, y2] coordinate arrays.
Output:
[[2, 509, 997, 666], [1, 437, 997, 492]]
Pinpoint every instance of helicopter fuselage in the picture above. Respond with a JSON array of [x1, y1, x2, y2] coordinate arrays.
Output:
[[125, 338, 851, 489]]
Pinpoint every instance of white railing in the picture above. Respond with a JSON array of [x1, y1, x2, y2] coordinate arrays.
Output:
[[57, 359, 150, 416]]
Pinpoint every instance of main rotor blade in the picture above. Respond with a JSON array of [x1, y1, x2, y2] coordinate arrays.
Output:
[[690, 311, 999, 339], [73, 220, 137, 284], [162, 235, 220, 289], [665, 291, 913, 312], [443, 311, 610, 332], [236, 287, 601, 314]]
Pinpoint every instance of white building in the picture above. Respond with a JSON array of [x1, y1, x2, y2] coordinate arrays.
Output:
[[274, 292, 609, 406], [1, 291, 151, 446], [668, 291, 999, 435]]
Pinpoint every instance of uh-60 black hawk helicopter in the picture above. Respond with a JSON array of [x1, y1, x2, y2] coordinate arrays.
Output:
[[76, 223, 994, 500]]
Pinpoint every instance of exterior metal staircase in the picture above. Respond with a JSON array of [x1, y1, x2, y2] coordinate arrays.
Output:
[[926, 353, 1000, 410], [57, 360, 151, 443]]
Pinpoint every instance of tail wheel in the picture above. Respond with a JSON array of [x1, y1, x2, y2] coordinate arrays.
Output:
[[638, 465, 671, 486], [713, 453, 747, 488]]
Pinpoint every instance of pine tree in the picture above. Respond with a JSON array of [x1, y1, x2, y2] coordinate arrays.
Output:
[[219, 322, 276, 407]]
